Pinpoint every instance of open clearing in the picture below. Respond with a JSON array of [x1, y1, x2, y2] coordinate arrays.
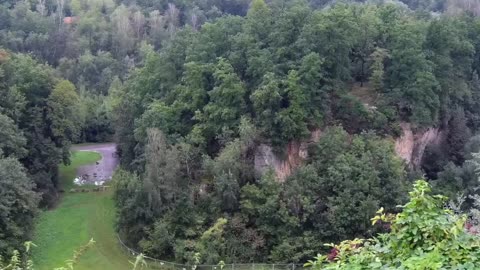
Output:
[[73, 143, 120, 185], [32, 144, 132, 270]]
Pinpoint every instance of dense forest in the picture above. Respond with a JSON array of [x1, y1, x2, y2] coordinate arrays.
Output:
[[111, 0, 480, 264], [4, 0, 480, 267]]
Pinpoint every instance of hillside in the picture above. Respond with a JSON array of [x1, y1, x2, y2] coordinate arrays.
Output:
[[3, 0, 480, 269], [109, 0, 480, 265]]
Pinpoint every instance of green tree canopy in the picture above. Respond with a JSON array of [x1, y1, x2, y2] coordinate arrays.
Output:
[[0, 156, 39, 256]]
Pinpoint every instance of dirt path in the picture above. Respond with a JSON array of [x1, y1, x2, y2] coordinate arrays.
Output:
[[72, 143, 119, 184]]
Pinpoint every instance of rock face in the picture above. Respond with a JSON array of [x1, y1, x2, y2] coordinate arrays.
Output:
[[394, 122, 443, 169], [254, 129, 321, 182], [254, 124, 443, 181], [254, 142, 305, 182]]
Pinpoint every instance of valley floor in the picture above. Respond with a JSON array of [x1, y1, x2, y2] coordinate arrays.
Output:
[[31, 146, 132, 270]]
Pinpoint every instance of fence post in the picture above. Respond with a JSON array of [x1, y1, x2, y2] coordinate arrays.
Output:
[[252, 263, 255, 270], [272, 264, 275, 270], [291, 264, 294, 270]]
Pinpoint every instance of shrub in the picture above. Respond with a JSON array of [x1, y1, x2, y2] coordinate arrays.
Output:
[[306, 180, 480, 269]]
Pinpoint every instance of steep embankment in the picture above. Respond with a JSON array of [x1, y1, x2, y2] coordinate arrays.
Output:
[[394, 122, 443, 169], [254, 129, 322, 181], [254, 124, 443, 181]]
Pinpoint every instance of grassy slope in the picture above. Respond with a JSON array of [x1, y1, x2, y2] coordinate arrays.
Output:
[[32, 150, 132, 270]]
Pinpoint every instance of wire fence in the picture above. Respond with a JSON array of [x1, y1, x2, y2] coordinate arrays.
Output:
[[117, 235, 305, 270]]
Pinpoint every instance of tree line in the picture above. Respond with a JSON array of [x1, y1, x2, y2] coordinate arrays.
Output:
[[0, 50, 80, 255]]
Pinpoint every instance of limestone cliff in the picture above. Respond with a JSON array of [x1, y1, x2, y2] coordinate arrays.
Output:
[[254, 129, 321, 182], [394, 122, 443, 169], [254, 124, 443, 181]]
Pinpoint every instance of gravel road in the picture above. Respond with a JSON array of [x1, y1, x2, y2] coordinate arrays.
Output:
[[72, 143, 119, 184]]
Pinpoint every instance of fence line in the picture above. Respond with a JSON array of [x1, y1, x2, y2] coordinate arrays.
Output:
[[117, 235, 304, 270]]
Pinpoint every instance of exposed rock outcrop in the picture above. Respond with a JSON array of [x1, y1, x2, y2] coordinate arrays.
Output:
[[254, 129, 321, 182], [394, 122, 443, 169], [255, 124, 444, 181]]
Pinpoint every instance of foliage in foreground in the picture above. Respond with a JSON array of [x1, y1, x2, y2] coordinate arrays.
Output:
[[0, 239, 149, 270], [0, 239, 96, 270], [307, 180, 480, 269]]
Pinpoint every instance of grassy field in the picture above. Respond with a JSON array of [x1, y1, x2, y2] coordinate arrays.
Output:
[[32, 150, 133, 270]]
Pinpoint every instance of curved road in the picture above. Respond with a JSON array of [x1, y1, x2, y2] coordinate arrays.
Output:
[[72, 143, 119, 184]]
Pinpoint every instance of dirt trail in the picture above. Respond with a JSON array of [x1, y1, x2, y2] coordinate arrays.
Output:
[[72, 143, 119, 184]]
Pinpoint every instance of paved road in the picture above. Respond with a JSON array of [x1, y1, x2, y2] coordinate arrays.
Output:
[[72, 143, 119, 184]]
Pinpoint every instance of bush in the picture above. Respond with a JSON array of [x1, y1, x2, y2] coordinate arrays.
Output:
[[306, 180, 480, 269]]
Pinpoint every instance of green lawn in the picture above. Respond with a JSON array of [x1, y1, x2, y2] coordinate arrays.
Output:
[[32, 150, 133, 270]]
